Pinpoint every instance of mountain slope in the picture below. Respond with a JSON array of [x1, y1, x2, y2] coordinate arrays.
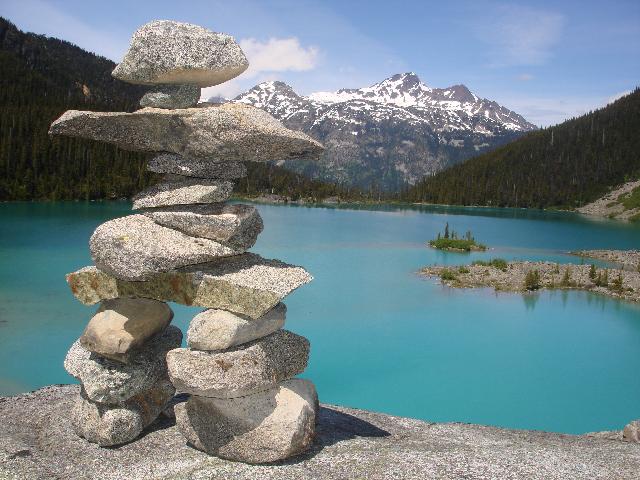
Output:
[[0, 18, 347, 202], [402, 89, 640, 209], [0, 17, 154, 200], [234, 73, 536, 190]]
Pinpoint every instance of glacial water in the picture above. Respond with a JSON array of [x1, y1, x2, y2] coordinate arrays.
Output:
[[1, 201, 639, 434]]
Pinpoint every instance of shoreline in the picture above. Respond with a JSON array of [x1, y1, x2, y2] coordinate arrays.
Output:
[[1, 196, 639, 222], [421, 260, 640, 304]]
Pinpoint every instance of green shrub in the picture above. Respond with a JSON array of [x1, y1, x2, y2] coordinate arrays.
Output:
[[560, 267, 576, 287], [472, 258, 508, 271], [429, 237, 486, 251], [458, 266, 470, 274], [524, 269, 541, 290], [589, 264, 597, 280], [594, 269, 609, 287], [621, 186, 640, 210], [609, 272, 624, 293], [440, 269, 457, 281]]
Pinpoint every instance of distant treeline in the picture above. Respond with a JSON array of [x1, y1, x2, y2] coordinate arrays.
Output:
[[400, 89, 640, 208], [0, 17, 360, 202]]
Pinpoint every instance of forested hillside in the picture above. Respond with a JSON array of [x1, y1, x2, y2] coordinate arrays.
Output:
[[402, 89, 640, 208], [0, 17, 156, 200], [0, 18, 348, 202]]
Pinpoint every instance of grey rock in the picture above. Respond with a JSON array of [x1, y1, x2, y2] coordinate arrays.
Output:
[[66, 253, 312, 319], [147, 153, 247, 179], [72, 378, 175, 447], [64, 326, 182, 404], [49, 103, 325, 162], [175, 379, 317, 463], [80, 297, 173, 363], [140, 84, 200, 109], [623, 420, 640, 442], [187, 303, 285, 351], [132, 175, 233, 210], [143, 203, 262, 249], [112, 20, 248, 87], [167, 330, 309, 398], [89, 214, 242, 281], [2, 385, 639, 480]]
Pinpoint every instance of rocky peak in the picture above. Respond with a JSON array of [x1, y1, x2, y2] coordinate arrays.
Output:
[[432, 84, 477, 103]]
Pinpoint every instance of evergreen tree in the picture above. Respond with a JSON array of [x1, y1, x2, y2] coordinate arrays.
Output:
[[402, 88, 640, 209]]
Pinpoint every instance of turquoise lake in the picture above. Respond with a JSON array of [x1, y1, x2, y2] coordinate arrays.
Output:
[[1, 201, 639, 434]]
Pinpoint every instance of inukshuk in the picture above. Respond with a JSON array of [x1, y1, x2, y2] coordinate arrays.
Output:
[[51, 20, 324, 463]]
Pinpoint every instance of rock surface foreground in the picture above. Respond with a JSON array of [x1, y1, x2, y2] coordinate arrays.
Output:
[[0, 385, 637, 480]]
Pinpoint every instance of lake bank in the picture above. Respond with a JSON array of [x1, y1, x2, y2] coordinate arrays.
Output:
[[572, 249, 640, 270], [421, 259, 640, 304], [1, 385, 638, 480]]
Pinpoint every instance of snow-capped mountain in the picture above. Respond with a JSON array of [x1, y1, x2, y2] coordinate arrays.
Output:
[[234, 73, 536, 190]]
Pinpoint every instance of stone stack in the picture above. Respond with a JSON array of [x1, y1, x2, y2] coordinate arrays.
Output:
[[51, 20, 323, 461]]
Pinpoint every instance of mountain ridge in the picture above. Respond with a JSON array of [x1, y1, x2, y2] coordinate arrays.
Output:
[[234, 73, 536, 190]]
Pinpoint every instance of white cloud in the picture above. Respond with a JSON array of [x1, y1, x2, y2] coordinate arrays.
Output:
[[202, 36, 320, 101], [240, 37, 319, 76], [476, 5, 564, 67]]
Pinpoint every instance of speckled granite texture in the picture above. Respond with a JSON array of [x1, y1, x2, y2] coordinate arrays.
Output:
[[0, 385, 637, 479]]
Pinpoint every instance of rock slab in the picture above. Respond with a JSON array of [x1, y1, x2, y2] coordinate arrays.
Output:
[[623, 420, 640, 442], [89, 214, 242, 281], [147, 153, 247, 178], [66, 253, 312, 318], [64, 326, 182, 404], [49, 103, 324, 162], [132, 176, 233, 209], [139, 84, 201, 109], [80, 297, 173, 363], [2, 385, 639, 480], [187, 303, 286, 351], [167, 330, 309, 398], [143, 203, 263, 249], [175, 379, 317, 463], [112, 20, 248, 87], [72, 378, 175, 446]]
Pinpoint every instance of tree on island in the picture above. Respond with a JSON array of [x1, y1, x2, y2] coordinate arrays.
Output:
[[429, 223, 486, 252]]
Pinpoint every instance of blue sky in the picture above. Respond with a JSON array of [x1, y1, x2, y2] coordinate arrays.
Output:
[[1, 0, 638, 126]]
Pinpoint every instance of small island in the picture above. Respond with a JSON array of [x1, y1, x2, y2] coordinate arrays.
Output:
[[571, 249, 640, 271], [428, 223, 487, 252], [421, 256, 640, 303]]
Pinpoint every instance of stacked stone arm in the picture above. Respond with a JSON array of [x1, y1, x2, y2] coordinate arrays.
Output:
[[48, 104, 325, 162]]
